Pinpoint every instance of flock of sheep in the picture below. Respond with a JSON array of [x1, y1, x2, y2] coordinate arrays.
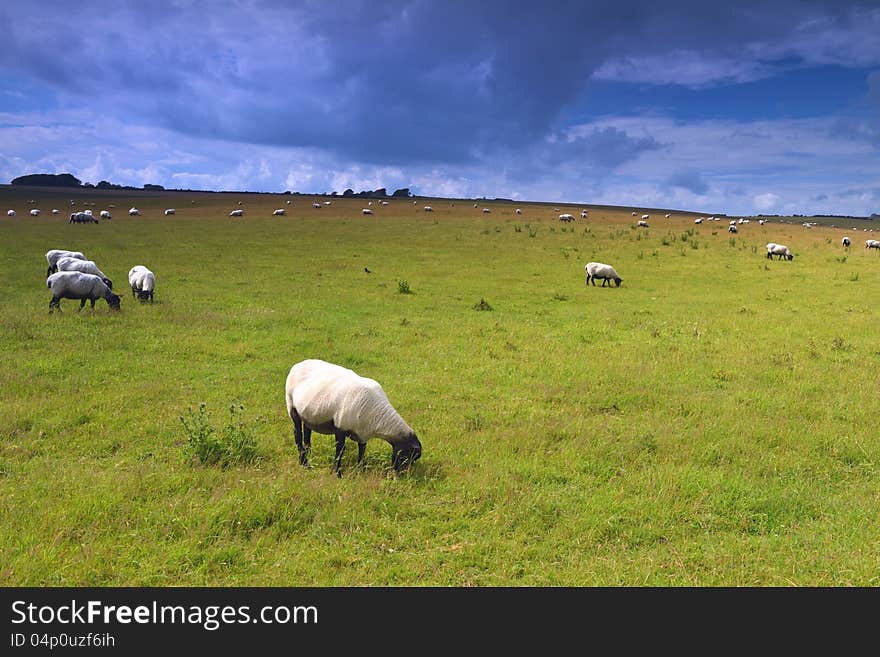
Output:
[[44, 249, 155, 312]]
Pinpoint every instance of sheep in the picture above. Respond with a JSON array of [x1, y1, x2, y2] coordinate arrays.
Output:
[[559, 213, 574, 222], [842, 236, 851, 247], [323, 201, 332, 205], [100, 210, 112, 220], [585, 261, 622, 287], [51, 209, 60, 214], [631, 211, 637, 216], [766, 243, 793, 260], [380, 200, 389, 205], [515, 208, 522, 214], [47, 271, 120, 312], [728, 224, 738, 233], [694, 217, 703, 224], [164, 208, 175, 215], [273, 209, 286, 216], [128, 265, 156, 302], [45, 249, 86, 276], [641, 214, 649, 221], [482, 208, 491, 214], [637, 220, 648, 227], [6, 210, 14, 217], [69, 212, 98, 224], [424, 206, 434, 212], [362, 208, 373, 215], [56, 256, 113, 289], [759, 219, 766, 225], [286, 200, 292, 205], [312, 203, 321, 209], [285, 359, 422, 476], [129, 207, 141, 216], [30, 209, 41, 216], [229, 209, 244, 217], [866, 239, 880, 251], [665, 213, 671, 218], [581, 210, 588, 218]]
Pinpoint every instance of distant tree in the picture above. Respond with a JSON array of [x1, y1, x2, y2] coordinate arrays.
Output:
[[392, 187, 411, 198], [11, 173, 82, 187], [83, 182, 95, 188], [373, 188, 387, 197], [143, 184, 165, 191], [343, 188, 354, 197]]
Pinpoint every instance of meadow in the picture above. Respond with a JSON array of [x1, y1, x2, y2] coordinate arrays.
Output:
[[1, 187, 879, 586]]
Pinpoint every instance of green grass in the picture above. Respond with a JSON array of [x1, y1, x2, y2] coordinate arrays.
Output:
[[2, 189, 880, 586]]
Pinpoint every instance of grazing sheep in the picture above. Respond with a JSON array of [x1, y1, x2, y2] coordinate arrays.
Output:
[[229, 209, 244, 217], [56, 256, 113, 289], [631, 211, 637, 216], [515, 208, 522, 215], [51, 209, 60, 214], [324, 201, 332, 205], [637, 220, 648, 227], [380, 200, 389, 206], [6, 210, 15, 217], [273, 209, 286, 216], [729, 224, 738, 233], [285, 359, 422, 476], [100, 210, 111, 220], [424, 206, 434, 212], [30, 209, 41, 216], [482, 208, 491, 214], [766, 243, 793, 260], [164, 208, 175, 215], [665, 213, 671, 218], [312, 203, 321, 208], [694, 217, 703, 224], [129, 207, 141, 216], [759, 219, 766, 225], [362, 208, 373, 215], [641, 214, 649, 221], [286, 200, 292, 205], [128, 265, 156, 303], [45, 249, 86, 276], [585, 262, 622, 287], [47, 271, 120, 312], [842, 236, 851, 247], [866, 239, 880, 251], [69, 212, 98, 224], [559, 213, 574, 222], [581, 210, 588, 218]]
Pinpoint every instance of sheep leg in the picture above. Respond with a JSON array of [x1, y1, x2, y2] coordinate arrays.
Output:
[[49, 297, 60, 313], [356, 442, 366, 467], [290, 409, 310, 467], [79, 299, 87, 311], [333, 431, 347, 477]]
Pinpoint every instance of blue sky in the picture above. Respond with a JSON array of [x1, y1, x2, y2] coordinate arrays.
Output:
[[1, 0, 879, 216]]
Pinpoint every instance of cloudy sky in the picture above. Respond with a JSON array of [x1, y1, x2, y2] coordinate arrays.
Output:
[[1, 0, 879, 215]]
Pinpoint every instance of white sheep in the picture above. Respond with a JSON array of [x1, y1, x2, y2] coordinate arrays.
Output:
[[273, 209, 286, 216], [45, 249, 86, 276], [631, 211, 637, 216], [286, 200, 292, 205], [229, 209, 244, 217], [641, 214, 649, 221], [362, 208, 373, 215], [69, 211, 98, 223], [581, 210, 588, 218], [380, 201, 389, 206], [6, 210, 15, 217], [312, 203, 321, 209], [558, 213, 574, 222], [585, 262, 622, 287], [866, 239, 880, 251], [665, 213, 671, 218], [637, 220, 648, 227], [100, 210, 112, 219], [51, 209, 60, 214], [729, 224, 738, 233], [30, 209, 41, 216], [285, 359, 422, 476], [842, 236, 851, 247], [47, 271, 120, 312], [766, 243, 793, 260], [515, 208, 522, 215], [56, 256, 113, 289], [758, 219, 766, 225], [482, 208, 491, 213], [694, 217, 703, 224], [424, 206, 434, 212], [129, 207, 141, 216], [164, 208, 175, 215], [128, 265, 156, 303]]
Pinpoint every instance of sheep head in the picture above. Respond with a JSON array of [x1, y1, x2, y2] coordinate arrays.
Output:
[[392, 433, 422, 472], [107, 294, 121, 311]]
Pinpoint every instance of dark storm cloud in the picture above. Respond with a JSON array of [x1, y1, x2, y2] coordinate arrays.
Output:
[[2, 0, 879, 168], [668, 171, 709, 195]]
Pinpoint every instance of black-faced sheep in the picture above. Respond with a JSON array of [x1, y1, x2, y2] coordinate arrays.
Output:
[[842, 236, 851, 247], [128, 265, 156, 303], [766, 243, 793, 260], [866, 239, 880, 251], [47, 271, 120, 312], [56, 256, 113, 289], [585, 262, 622, 287], [285, 359, 422, 476]]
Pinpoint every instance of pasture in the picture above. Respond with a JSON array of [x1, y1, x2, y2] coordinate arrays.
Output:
[[2, 187, 879, 586]]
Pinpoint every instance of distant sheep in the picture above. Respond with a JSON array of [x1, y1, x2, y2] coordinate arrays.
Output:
[[694, 217, 703, 224], [6, 210, 15, 217], [285, 359, 422, 476], [229, 209, 244, 217], [323, 201, 332, 206], [515, 208, 522, 215], [56, 256, 113, 289], [866, 239, 880, 251], [759, 219, 766, 225], [641, 214, 649, 221], [842, 236, 851, 247], [766, 243, 793, 260], [637, 220, 648, 227], [164, 208, 175, 215], [47, 271, 120, 312], [362, 208, 373, 215], [312, 203, 321, 209], [581, 210, 588, 218], [424, 206, 434, 212], [129, 207, 141, 216], [380, 201, 389, 206], [45, 249, 86, 276], [51, 209, 60, 215], [273, 209, 286, 216], [631, 211, 637, 216], [585, 262, 622, 287], [728, 224, 738, 233], [100, 210, 111, 220], [30, 209, 41, 216], [665, 213, 671, 218], [482, 208, 491, 214], [559, 213, 574, 222], [69, 212, 98, 224], [128, 265, 156, 303]]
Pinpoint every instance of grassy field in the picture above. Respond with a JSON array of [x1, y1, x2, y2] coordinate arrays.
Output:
[[2, 186, 879, 586]]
